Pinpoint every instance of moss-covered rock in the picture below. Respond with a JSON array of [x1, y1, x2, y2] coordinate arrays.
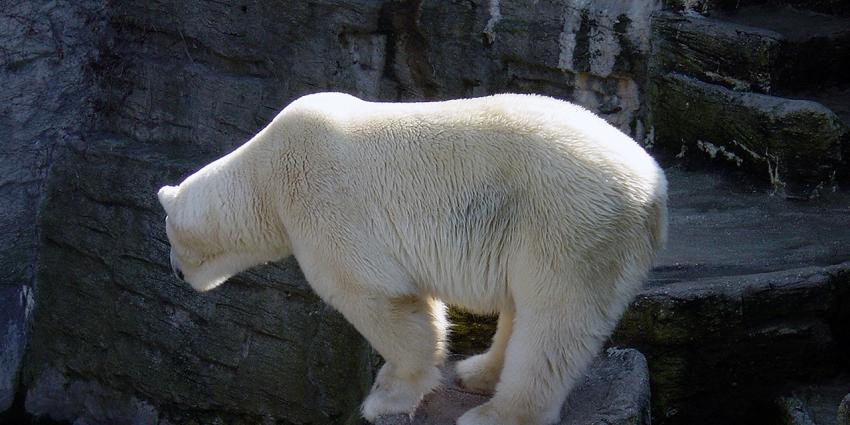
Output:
[[651, 12, 782, 93], [649, 73, 846, 195]]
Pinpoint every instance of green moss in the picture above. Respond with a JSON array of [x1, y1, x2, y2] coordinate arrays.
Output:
[[447, 307, 497, 356]]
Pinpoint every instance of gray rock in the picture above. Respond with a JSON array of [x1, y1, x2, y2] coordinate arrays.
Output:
[[22, 139, 376, 425], [0, 0, 109, 412], [375, 348, 650, 425], [652, 5, 850, 93], [0, 286, 33, 411], [650, 73, 846, 195], [651, 11, 783, 93], [711, 5, 850, 91]]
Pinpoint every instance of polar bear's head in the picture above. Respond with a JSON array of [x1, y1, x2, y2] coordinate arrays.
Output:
[[157, 166, 291, 292]]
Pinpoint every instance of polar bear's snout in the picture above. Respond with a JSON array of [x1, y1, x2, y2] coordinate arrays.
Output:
[[169, 248, 184, 281]]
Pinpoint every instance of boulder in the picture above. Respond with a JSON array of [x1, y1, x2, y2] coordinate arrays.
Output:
[[651, 11, 783, 93], [649, 73, 846, 195]]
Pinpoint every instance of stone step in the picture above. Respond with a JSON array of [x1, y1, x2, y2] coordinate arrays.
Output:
[[652, 7, 850, 94], [649, 73, 847, 196], [782, 85, 850, 128], [375, 348, 650, 425], [613, 167, 850, 424]]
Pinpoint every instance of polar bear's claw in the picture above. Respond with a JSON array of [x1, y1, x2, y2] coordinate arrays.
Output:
[[361, 364, 441, 422], [457, 402, 522, 425]]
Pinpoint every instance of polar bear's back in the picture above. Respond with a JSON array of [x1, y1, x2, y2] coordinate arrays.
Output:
[[303, 93, 665, 214], [291, 93, 661, 198], [281, 93, 666, 311]]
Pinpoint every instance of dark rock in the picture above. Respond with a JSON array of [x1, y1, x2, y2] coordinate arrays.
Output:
[[22, 139, 375, 425], [0, 0, 109, 412], [664, 0, 850, 17], [651, 11, 783, 93], [716, 5, 850, 91], [0, 286, 32, 411], [650, 73, 846, 195], [376, 348, 650, 425]]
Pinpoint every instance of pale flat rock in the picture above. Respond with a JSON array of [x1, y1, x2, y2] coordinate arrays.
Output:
[[376, 348, 649, 425]]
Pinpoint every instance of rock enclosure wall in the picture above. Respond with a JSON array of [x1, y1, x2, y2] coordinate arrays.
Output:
[[0, 0, 108, 413]]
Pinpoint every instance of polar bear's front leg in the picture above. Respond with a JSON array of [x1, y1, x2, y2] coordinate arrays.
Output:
[[455, 307, 513, 394], [330, 292, 448, 422]]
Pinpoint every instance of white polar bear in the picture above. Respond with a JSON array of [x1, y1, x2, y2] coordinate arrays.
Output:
[[157, 93, 667, 425]]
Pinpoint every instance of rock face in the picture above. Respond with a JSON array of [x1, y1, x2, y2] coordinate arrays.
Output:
[[650, 73, 845, 193], [22, 139, 375, 425], [648, 6, 850, 196], [375, 348, 651, 425], [0, 0, 109, 412]]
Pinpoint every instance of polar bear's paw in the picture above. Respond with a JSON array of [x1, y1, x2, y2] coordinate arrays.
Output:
[[455, 353, 500, 394], [361, 364, 441, 422], [457, 402, 520, 425], [457, 401, 555, 425]]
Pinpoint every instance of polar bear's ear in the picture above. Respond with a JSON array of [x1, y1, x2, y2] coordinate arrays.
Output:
[[157, 185, 178, 214]]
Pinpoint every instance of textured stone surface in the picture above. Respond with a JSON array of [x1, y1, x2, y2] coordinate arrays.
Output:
[[21, 139, 375, 425], [0, 286, 33, 411], [651, 11, 783, 93], [716, 5, 850, 91], [92, 0, 662, 147], [664, 0, 850, 16], [375, 348, 650, 425], [0, 0, 109, 412], [650, 73, 846, 195]]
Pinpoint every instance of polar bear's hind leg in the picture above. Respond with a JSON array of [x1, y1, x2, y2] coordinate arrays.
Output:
[[455, 307, 514, 394], [458, 267, 631, 425]]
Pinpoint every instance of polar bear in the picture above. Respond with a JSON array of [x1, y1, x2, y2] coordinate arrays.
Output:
[[157, 93, 667, 425]]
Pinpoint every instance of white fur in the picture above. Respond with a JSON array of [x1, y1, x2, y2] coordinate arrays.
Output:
[[158, 93, 668, 425]]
